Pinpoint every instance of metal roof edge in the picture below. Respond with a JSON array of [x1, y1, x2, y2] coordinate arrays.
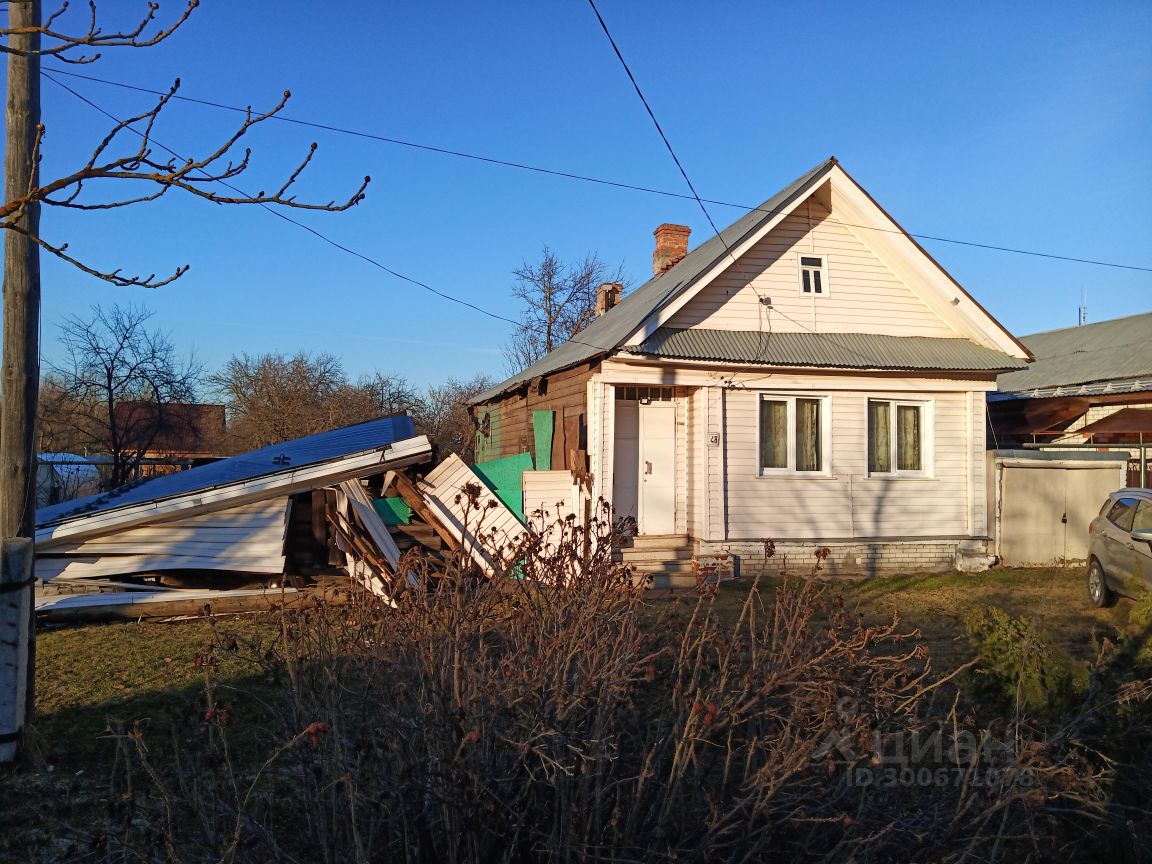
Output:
[[36, 435, 432, 544]]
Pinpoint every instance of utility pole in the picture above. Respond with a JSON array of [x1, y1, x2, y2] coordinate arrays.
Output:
[[0, 0, 41, 761]]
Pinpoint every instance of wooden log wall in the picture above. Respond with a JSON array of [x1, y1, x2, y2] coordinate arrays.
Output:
[[474, 362, 598, 471]]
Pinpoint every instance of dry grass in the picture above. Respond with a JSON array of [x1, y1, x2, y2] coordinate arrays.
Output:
[[652, 565, 1137, 671], [2, 561, 1149, 862]]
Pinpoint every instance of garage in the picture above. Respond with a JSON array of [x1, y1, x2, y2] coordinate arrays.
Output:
[[989, 450, 1128, 566]]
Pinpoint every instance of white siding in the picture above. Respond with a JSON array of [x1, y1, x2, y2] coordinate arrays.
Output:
[[686, 387, 708, 537], [36, 498, 290, 581], [708, 387, 726, 538], [418, 454, 528, 576], [718, 385, 974, 541], [669, 201, 959, 339], [675, 389, 688, 535]]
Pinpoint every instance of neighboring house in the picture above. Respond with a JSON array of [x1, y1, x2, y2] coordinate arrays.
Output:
[[988, 311, 1152, 487], [471, 157, 1031, 574], [113, 401, 227, 475]]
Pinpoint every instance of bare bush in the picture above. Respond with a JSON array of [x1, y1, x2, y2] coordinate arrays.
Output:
[[92, 505, 1145, 863]]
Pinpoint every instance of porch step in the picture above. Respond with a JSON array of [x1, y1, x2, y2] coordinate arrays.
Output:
[[616, 533, 690, 551], [613, 546, 694, 564], [624, 559, 696, 575]]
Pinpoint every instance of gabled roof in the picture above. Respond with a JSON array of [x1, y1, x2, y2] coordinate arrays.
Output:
[[473, 157, 839, 403], [475, 156, 1027, 403], [997, 311, 1152, 396], [630, 328, 1026, 372], [36, 414, 420, 528]]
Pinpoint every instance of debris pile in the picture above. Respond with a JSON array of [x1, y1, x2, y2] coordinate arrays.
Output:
[[34, 416, 539, 621]]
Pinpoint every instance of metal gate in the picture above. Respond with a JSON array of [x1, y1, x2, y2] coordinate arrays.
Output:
[[992, 452, 1128, 566]]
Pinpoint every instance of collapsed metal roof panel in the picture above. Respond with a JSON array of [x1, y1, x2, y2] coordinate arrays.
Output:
[[36, 414, 420, 528]]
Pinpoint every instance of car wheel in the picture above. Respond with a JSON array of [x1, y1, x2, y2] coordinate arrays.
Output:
[[1087, 559, 1115, 608]]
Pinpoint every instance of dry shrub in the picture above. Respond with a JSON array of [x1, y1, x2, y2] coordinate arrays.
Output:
[[93, 504, 1143, 863]]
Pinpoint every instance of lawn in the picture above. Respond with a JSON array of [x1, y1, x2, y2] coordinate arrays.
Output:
[[1, 566, 1146, 861], [652, 565, 1138, 670]]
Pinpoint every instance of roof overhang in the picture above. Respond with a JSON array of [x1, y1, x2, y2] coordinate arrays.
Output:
[[626, 328, 1025, 373]]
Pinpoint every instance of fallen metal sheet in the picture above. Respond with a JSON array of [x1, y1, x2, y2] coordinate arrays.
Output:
[[35, 554, 287, 581], [35, 586, 313, 623], [36, 434, 432, 547], [417, 453, 528, 577]]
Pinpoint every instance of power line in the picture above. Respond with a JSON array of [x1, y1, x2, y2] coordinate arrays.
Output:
[[40, 70, 627, 359], [42, 72, 522, 329], [43, 66, 1152, 275], [584, 0, 732, 261]]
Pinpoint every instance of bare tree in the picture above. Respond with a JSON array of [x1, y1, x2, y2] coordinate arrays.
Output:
[[1, 1, 369, 537], [211, 352, 417, 451], [411, 374, 494, 463], [36, 374, 95, 454], [48, 303, 204, 489], [503, 247, 626, 374], [0, 0, 367, 763]]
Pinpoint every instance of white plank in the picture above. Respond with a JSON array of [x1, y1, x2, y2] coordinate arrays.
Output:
[[36, 554, 285, 581], [35, 586, 299, 612], [419, 454, 528, 577]]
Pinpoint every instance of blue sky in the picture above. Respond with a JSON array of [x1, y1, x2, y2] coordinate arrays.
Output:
[[27, 1, 1152, 389]]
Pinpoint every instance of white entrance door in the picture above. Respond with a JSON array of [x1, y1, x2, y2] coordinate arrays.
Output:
[[612, 402, 640, 529], [639, 402, 676, 534]]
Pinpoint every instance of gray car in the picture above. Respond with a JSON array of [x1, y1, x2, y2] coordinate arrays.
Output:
[[1087, 488, 1152, 607]]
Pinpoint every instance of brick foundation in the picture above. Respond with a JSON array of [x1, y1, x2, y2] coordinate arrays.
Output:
[[695, 538, 993, 578]]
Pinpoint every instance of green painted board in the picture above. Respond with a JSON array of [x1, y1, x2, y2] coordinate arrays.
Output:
[[532, 410, 554, 471], [474, 407, 502, 464], [372, 496, 411, 526], [473, 452, 534, 523]]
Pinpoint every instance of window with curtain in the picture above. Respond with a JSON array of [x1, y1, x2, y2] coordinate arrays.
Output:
[[868, 400, 926, 475], [759, 399, 787, 469], [759, 395, 825, 473], [795, 398, 821, 471]]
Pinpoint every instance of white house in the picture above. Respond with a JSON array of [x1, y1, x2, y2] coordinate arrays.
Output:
[[471, 158, 1032, 575]]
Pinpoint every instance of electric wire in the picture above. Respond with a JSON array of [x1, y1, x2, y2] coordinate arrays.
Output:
[[40, 71, 971, 388], [584, 0, 733, 262], [41, 70, 629, 359], [43, 65, 1152, 275]]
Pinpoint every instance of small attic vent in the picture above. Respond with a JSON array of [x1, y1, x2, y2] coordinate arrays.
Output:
[[273, 454, 291, 466]]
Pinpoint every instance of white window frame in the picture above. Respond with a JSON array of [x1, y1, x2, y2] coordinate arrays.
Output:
[[797, 253, 828, 296], [757, 393, 832, 477], [866, 399, 934, 478]]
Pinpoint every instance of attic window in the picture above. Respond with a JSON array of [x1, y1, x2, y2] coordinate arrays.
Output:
[[799, 255, 826, 295]]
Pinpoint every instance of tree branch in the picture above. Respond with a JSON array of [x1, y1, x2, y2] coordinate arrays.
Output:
[[0, 1, 199, 64], [3, 79, 370, 221], [5, 221, 187, 287]]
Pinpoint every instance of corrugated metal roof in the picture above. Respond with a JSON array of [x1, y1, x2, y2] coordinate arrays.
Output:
[[472, 157, 839, 403], [36, 414, 418, 527], [627, 328, 1026, 372], [997, 311, 1152, 394]]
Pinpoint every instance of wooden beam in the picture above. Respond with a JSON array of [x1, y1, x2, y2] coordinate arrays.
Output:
[[388, 471, 459, 552]]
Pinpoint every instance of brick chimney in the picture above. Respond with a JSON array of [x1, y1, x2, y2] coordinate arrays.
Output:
[[652, 223, 691, 275], [595, 282, 622, 316]]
